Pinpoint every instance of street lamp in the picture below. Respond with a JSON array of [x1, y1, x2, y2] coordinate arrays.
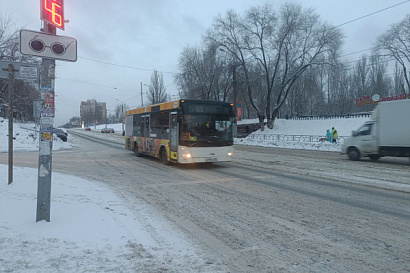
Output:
[[219, 47, 241, 137], [144, 83, 153, 104]]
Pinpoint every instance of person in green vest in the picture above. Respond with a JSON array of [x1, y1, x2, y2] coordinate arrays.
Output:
[[331, 127, 338, 143]]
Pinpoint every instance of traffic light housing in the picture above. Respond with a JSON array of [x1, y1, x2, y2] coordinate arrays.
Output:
[[40, 0, 64, 30]]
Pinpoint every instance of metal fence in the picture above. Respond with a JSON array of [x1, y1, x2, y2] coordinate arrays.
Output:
[[286, 112, 371, 120], [247, 134, 348, 143]]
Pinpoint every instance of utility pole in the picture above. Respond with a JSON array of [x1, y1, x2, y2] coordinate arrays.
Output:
[[19, 0, 77, 222], [8, 65, 15, 184], [121, 103, 124, 132], [1, 61, 40, 185], [37, 23, 56, 222], [140, 82, 143, 107], [2, 64, 18, 184], [232, 64, 238, 138]]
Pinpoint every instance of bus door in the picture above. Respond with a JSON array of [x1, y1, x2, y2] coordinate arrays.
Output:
[[141, 115, 150, 153], [169, 112, 178, 160]]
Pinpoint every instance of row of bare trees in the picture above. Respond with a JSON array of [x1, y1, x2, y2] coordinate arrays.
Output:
[[1, 16, 40, 122], [175, 3, 410, 129]]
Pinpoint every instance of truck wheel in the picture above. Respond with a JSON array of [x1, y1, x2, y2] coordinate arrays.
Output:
[[369, 154, 380, 161], [348, 148, 360, 161]]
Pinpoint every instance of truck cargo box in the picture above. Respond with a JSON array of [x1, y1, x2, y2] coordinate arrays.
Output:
[[372, 100, 410, 147]]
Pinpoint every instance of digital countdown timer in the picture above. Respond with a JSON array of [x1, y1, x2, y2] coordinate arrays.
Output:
[[40, 0, 64, 30]]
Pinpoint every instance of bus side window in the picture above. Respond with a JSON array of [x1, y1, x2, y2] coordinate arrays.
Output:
[[140, 120, 144, 136], [133, 114, 141, 136], [160, 111, 170, 133]]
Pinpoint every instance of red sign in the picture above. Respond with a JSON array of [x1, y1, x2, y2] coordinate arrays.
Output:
[[355, 93, 409, 107], [44, 93, 55, 112], [41, 0, 65, 30], [236, 101, 242, 121]]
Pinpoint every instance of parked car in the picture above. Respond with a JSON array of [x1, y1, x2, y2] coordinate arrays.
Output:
[[51, 128, 68, 142], [85, 127, 91, 131], [108, 128, 115, 133], [101, 128, 109, 133]]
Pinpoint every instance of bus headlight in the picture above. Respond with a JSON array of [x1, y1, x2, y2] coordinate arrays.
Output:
[[183, 153, 192, 158], [228, 152, 233, 156]]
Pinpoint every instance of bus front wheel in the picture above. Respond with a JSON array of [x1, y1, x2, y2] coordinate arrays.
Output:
[[160, 147, 169, 165]]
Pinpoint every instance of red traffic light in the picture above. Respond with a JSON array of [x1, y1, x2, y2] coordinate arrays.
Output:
[[40, 0, 65, 30]]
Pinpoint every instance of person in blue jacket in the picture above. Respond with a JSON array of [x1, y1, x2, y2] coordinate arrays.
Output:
[[326, 129, 332, 142]]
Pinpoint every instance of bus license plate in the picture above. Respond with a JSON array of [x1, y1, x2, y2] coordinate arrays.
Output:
[[205, 157, 217, 162]]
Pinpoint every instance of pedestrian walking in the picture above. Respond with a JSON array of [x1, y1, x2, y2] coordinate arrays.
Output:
[[326, 129, 332, 142], [331, 127, 338, 143]]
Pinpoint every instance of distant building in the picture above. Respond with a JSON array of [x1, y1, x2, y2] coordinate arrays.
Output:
[[80, 99, 106, 127]]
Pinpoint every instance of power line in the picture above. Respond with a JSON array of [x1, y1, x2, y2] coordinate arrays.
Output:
[[340, 48, 375, 57], [78, 2, 409, 75], [60, 1, 409, 89], [78, 56, 178, 75], [57, 76, 137, 93], [334, 0, 410, 28]]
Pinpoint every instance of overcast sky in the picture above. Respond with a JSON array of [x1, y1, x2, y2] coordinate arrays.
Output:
[[2, 0, 409, 125]]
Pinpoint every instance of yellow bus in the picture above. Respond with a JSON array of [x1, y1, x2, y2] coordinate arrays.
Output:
[[124, 99, 235, 164]]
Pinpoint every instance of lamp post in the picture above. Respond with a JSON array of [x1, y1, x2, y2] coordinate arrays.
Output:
[[231, 64, 239, 138], [144, 83, 152, 104], [219, 47, 241, 137]]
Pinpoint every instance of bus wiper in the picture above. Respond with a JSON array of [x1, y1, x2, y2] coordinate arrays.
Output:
[[187, 142, 200, 147], [206, 136, 230, 145]]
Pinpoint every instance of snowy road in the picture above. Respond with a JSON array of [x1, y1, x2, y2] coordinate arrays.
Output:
[[2, 130, 410, 272]]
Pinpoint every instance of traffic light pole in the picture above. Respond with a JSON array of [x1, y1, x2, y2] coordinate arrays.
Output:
[[36, 23, 56, 222]]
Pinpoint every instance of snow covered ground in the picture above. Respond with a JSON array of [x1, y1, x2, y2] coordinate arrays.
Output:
[[236, 116, 369, 152], [0, 117, 72, 152], [0, 116, 370, 272]]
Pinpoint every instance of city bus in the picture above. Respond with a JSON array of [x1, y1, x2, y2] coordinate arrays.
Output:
[[124, 99, 235, 164]]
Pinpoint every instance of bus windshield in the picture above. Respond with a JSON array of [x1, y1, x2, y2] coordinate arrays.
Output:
[[181, 114, 234, 147]]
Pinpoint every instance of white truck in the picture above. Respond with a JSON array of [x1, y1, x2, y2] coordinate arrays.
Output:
[[342, 99, 410, 161]]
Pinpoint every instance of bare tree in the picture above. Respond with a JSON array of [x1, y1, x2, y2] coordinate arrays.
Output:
[[114, 103, 129, 123], [376, 14, 410, 94], [1, 15, 42, 121], [350, 55, 370, 100], [207, 3, 342, 129], [175, 43, 231, 101], [0, 15, 19, 60], [368, 54, 392, 97], [147, 70, 168, 105], [207, 9, 266, 126], [12, 80, 40, 121], [393, 62, 406, 94]]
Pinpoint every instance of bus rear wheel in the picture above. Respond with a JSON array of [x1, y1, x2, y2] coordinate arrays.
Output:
[[134, 143, 142, 157], [160, 147, 169, 165]]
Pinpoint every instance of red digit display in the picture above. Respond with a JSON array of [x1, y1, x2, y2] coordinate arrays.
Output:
[[40, 0, 64, 30]]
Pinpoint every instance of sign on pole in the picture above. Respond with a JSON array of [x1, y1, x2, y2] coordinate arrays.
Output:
[[236, 101, 243, 121], [0, 61, 40, 81], [20, 29, 77, 62]]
